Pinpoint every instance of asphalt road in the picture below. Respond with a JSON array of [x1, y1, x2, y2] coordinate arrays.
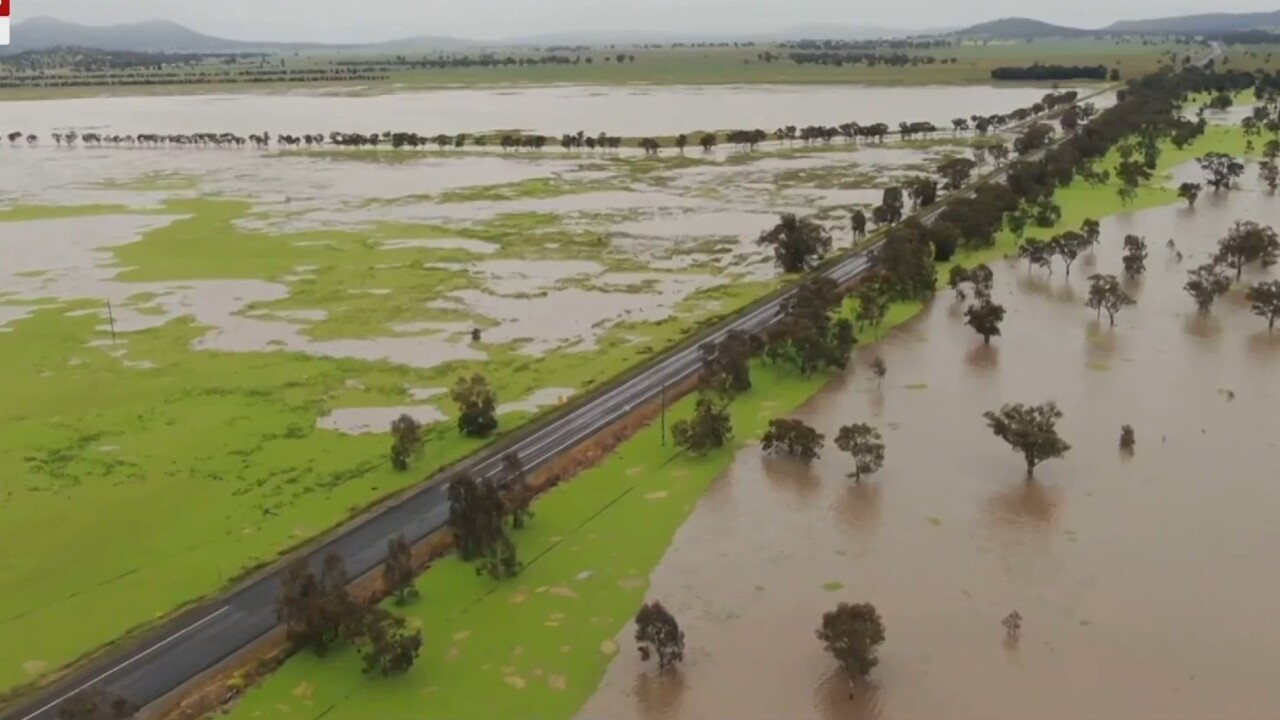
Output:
[[7, 51, 1222, 718]]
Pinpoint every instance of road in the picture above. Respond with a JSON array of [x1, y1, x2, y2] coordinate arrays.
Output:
[[7, 52, 1224, 718]]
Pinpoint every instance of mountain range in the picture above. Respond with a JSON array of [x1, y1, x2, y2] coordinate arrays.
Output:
[[959, 10, 1280, 38], [4, 10, 1280, 53]]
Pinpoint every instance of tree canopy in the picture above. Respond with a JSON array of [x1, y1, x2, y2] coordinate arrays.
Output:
[[982, 402, 1071, 477]]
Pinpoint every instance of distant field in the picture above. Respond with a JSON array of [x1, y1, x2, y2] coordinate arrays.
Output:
[[0, 38, 1185, 100]]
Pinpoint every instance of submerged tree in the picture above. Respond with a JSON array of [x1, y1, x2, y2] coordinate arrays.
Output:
[[671, 394, 733, 456], [761, 418, 826, 462], [965, 299, 1007, 345], [383, 534, 419, 605], [1178, 181, 1202, 207], [1215, 220, 1280, 282], [1049, 231, 1089, 277], [635, 601, 686, 669], [1085, 274, 1135, 326], [1184, 262, 1233, 314], [834, 423, 885, 481], [757, 213, 833, 273], [1198, 151, 1245, 190], [451, 374, 498, 438], [1122, 234, 1148, 279], [869, 356, 887, 388], [1246, 280, 1280, 332], [1119, 425, 1136, 453], [1019, 238, 1053, 274], [816, 602, 886, 679], [938, 156, 978, 191], [389, 413, 422, 471], [982, 402, 1071, 477]]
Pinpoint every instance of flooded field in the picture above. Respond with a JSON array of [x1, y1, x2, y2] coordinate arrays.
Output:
[[580, 170, 1280, 719], [1, 84, 1055, 137], [0, 84, 1023, 691]]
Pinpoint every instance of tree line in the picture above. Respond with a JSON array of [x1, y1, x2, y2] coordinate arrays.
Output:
[[785, 52, 957, 67], [990, 64, 1113, 82]]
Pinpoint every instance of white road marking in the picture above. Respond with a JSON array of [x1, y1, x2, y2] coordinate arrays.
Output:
[[19, 606, 233, 720]]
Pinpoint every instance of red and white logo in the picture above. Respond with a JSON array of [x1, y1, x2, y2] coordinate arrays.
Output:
[[0, 0, 9, 46]]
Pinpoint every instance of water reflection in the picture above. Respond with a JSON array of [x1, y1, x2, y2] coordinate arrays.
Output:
[[762, 456, 821, 502], [834, 481, 882, 533], [983, 479, 1062, 531], [634, 668, 687, 720], [814, 670, 884, 720]]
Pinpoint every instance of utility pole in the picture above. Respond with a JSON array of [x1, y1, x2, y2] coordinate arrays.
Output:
[[106, 300, 117, 340]]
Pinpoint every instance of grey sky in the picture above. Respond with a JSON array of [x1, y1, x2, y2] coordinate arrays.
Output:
[[21, 0, 1280, 42]]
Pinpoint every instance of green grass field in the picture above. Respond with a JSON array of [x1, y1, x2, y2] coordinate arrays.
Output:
[[218, 105, 1260, 720], [0, 38, 1179, 100]]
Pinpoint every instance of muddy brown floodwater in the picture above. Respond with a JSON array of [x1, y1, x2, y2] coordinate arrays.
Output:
[[579, 169, 1280, 720], [1, 85, 1056, 137]]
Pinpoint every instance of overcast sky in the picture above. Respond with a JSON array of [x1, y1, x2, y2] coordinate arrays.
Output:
[[21, 0, 1280, 42]]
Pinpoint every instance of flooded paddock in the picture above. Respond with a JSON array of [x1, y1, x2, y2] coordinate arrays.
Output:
[[579, 171, 1280, 720], [2, 84, 1058, 137]]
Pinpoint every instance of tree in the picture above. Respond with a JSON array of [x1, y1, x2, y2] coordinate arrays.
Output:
[[1006, 210, 1028, 240], [1120, 425, 1136, 452], [1085, 274, 1135, 326], [357, 607, 423, 676], [383, 534, 419, 605], [701, 329, 758, 395], [761, 418, 825, 462], [1215, 221, 1280, 281], [276, 553, 361, 656], [56, 689, 138, 720], [1197, 151, 1245, 190], [938, 156, 978, 190], [854, 284, 888, 335], [1019, 238, 1053, 274], [635, 601, 685, 668], [451, 374, 498, 438], [834, 423, 885, 481], [1260, 160, 1280, 192], [446, 473, 507, 561], [816, 602, 886, 679], [1049, 231, 1088, 277], [982, 402, 1071, 477], [965, 299, 1006, 345], [1080, 218, 1101, 250], [671, 394, 733, 456], [389, 414, 422, 471], [949, 264, 993, 302], [907, 176, 938, 209], [478, 533, 522, 579], [1031, 198, 1061, 228], [1122, 234, 1148, 279], [1246, 280, 1280, 332], [872, 187, 905, 226], [757, 213, 833, 273], [869, 357, 886, 388], [1177, 181, 1202, 207], [498, 451, 534, 529], [851, 209, 868, 239], [1184, 262, 1232, 314]]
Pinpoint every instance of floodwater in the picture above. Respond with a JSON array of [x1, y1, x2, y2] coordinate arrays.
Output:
[[580, 169, 1280, 720], [2, 85, 1055, 137]]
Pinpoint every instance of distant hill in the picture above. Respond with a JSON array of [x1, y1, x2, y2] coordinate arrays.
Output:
[[3, 17, 477, 54], [1102, 10, 1280, 34], [6, 16, 322, 52], [959, 9, 1280, 39], [956, 17, 1093, 39]]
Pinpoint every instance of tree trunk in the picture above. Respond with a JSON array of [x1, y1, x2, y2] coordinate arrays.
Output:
[[1024, 453, 1036, 477]]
